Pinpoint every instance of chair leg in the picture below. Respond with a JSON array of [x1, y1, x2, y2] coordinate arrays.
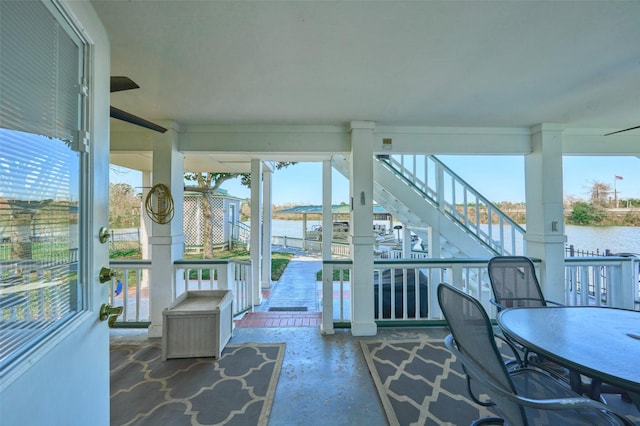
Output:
[[590, 378, 633, 403], [570, 372, 633, 403], [590, 378, 604, 401], [569, 370, 583, 394]]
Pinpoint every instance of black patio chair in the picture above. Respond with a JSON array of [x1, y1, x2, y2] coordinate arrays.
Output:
[[488, 256, 631, 403], [487, 256, 562, 312], [437, 283, 633, 426], [487, 256, 562, 366]]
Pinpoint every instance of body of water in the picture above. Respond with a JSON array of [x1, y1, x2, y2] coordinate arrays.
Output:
[[264, 219, 640, 256], [564, 225, 640, 255]]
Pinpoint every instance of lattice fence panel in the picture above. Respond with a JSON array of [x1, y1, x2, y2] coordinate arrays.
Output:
[[183, 195, 203, 246], [206, 194, 225, 244]]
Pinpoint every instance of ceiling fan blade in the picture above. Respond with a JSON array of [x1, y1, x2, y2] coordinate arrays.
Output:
[[110, 106, 167, 133], [604, 125, 640, 136], [110, 76, 139, 93]]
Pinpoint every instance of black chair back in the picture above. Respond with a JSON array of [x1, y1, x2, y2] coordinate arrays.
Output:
[[488, 256, 546, 310]]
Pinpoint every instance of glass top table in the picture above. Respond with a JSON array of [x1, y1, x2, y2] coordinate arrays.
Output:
[[497, 306, 640, 405]]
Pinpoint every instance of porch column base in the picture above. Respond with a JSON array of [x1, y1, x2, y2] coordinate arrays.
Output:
[[148, 323, 163, 339], [320, 324, 335, 335], [350, 321, 377, 336]]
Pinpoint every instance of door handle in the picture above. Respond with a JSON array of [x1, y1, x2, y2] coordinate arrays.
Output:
[[99, 267, 115, 283], [99, 304, 123, 327]]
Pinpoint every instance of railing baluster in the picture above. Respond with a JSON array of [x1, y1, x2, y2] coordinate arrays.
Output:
[[340, 267, 346, 321], [122, 269, 129, 321], [135, 269, 141, 322]]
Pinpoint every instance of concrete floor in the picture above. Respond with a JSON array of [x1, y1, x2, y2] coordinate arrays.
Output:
[[231, 326, 450, 426], [111, 250, 411, 425], [110, 250, 640, 425], [111, 324, 640, 426], [110, 326, 450, 426]]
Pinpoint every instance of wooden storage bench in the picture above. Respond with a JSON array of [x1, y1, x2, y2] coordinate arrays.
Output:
[[162, 290, 233, 360]]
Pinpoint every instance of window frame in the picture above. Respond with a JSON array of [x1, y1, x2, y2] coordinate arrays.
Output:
[[0, 0, 91, 373]]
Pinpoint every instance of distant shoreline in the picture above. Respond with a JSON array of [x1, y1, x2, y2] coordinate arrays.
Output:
[[268, 205, 640, 227]]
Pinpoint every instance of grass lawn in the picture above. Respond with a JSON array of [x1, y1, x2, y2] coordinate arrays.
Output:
[[110, 248, 294, 281], [197, 249, 294, 281], [316, 269, 350, 281]]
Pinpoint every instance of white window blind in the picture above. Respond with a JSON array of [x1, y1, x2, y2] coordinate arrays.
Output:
[[0, 1, 86, 370]]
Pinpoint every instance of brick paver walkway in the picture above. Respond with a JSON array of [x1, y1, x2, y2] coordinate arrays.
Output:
[[234, 249, 323, 328], [234, 311, 322, 327]]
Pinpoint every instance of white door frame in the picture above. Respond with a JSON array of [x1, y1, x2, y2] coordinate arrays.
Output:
[[0, 2, 112, 425]]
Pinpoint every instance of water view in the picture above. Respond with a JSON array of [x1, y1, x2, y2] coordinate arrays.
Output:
[[266, 219, 640, 255], [564, 225, 640, 255]]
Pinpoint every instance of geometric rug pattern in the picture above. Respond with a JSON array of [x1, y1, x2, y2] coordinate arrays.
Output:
[[110, 342, 285, 426], [361, 339, 497, 426]]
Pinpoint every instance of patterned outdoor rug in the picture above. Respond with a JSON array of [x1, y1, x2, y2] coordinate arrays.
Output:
[[361, 339, 497, 426], [110, 342, 285, 426]]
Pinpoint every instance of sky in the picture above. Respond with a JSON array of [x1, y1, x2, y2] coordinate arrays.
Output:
[[110, 155, 640, 205]]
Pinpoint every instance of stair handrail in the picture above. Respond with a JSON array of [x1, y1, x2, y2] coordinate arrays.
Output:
[[379, 154, 525, 255], [230, 220, 251, 245]]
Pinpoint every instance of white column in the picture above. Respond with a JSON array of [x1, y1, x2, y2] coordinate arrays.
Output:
[[427, 217, 441, 259], [302, 214, 308, 250], [402, 226, 412, 257], [139, 171, 152, 291], [525, 124, 566, 303], [148, 123, 185, 338], [261, 167, 272, 289], [321, 159, 334, 334], [140, 171, 152, 260], [250, 159, 263, 306], [349, 121, 377, 336], [322, 160, 333, 260]]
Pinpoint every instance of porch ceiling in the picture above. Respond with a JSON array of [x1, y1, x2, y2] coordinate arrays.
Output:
[[92, 1, 640, 171], [109, 152, 332, 173]]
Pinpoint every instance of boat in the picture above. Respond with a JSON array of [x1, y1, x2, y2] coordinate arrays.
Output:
[[306, 221, 349, 241]]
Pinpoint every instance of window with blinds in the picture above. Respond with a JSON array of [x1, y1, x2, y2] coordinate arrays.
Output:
[[0, 1, 86, 370]]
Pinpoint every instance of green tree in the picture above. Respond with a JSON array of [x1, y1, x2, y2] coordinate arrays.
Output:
[[568, 201, 606, 225], [184, 163, 295, 258], [626, 198, 640, 208], [109, 183, 140, 227]]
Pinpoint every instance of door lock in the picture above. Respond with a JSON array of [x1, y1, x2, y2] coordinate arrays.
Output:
[[99, 267, 115, 283], [99, 304, 123, 327], [98, 227, 110, 244]]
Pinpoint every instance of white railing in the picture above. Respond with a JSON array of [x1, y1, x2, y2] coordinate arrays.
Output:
[[109, 258, 253, 324], [564, 256, 639, 310], [381, 154, 526, 256], [173, 259, 253, 316], [379, 249, 430, 259], [272, 236, 430, 259], [321, 260, 352, 325], [109, 255, 639, 328], [0, 252, 79, 368], [323, 258, 494, 324], [230, 220, 251, 248], [108, 260, 152, 323], [271, 236, 350, 257], [322, 256, 640, 328]]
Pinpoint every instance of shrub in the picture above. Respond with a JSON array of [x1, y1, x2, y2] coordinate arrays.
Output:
[[568, 201, 606, 225]]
